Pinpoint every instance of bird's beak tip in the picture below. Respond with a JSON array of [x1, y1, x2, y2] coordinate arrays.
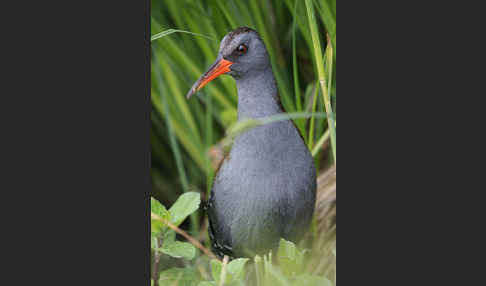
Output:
[[186, 58, 233, 100], [186, 88, 194, 99]]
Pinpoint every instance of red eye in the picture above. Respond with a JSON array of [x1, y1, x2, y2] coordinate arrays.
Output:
[[237, 44, 248, 54]]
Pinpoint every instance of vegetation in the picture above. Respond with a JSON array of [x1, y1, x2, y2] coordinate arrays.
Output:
[[151, 0, 336, 285]]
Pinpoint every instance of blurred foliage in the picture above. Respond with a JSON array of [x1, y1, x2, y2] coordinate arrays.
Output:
[[151, 0, 336, 285], [152, 197, 335, 286]]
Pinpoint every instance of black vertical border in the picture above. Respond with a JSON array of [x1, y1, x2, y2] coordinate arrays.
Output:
[[3, 0, 153, 284], [144, 0, 152, 284]]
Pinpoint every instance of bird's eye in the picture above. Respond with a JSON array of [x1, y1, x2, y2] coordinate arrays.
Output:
[[237, 44, 248, 54]]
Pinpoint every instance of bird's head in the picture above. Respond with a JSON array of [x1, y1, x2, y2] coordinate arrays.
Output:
[[186, 27, 270, 99]]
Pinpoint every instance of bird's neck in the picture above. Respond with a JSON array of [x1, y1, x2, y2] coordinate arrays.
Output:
[[235, 67, 283, 120]]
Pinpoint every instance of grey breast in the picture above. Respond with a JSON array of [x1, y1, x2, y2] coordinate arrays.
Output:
[[209, 117, 316, 257]]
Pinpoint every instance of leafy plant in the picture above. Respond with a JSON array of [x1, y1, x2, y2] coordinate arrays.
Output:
[[151, 194, 333, 285], [151, 193, 200, 261]]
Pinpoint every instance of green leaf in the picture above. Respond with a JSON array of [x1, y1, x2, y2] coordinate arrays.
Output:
[[209, 258, 244, 285], [168, 192, 201, 227], [162, 229, 176, 244], [160, 241, 196, 260], [151, 197, 170, 218], [277, 238, 305, 277], [278, 238, 298, 260], [154, 230, 196, 260], [197, 282, 217, 286], [151, 197, 170, 235], [210, 259, 222, 283], [254, 255, 264, 286], [159, 268, 199, 286], [292, 274, 332, 286], [227, 258, 249, 281], [264, 263, 292, 286]]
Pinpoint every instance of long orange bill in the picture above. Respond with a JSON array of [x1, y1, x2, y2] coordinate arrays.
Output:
[[186, 57, 233, 99]]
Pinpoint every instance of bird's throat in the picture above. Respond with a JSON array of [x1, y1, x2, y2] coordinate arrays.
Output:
[[235, 67, 282, 120]]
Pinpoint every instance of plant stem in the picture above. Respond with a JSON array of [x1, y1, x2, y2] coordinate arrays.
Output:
[[151, 213, 219, 261], [219, 255, 229, 286], [152, 241, 160, 286], [312, 128, 330, 157], [305, 0, 336, 162], [308, 81, 319, 150]]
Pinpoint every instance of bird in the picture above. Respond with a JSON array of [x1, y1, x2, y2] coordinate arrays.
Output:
[[186, 27, 316, 259]]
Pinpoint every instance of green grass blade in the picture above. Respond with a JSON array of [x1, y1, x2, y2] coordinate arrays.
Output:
[[153, 52, 200, 232], [292, 2, 302, 113], [324, 35, 336, 160], [205, 83, 214, 197], [151, 29, 215, 42], [292, 0, 306, 141], [314, 0, 336, 53], [215, 0, 238, 29], [305, 0, 336, 162], [222, 112, 327, 147], [311, 128, 330, 157], [307, 81, 320, 150]]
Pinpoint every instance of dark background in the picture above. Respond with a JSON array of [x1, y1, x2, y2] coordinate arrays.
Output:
[[1, 0, 150, 284], [0, 0, 483, 284]]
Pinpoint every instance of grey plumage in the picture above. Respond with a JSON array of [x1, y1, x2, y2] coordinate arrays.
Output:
[[189, 27, 316, 258]]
